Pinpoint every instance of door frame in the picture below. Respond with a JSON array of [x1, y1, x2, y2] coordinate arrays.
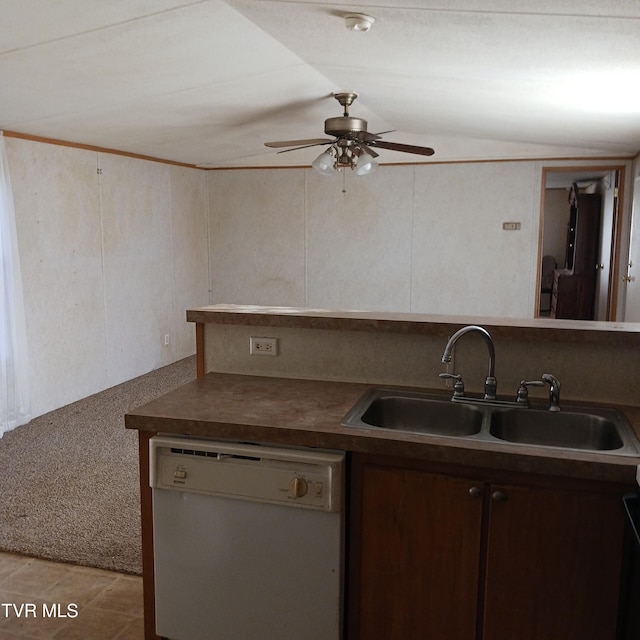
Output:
[[623, 175, 640, 322], [536, 164, 627, 321]]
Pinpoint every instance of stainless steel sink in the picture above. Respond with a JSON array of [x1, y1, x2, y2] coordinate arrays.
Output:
[[341, 388, 640, 456], [341, 388, 483, 436], [489, 408, 625, 451]]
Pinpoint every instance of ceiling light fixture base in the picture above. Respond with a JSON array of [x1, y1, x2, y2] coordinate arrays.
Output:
[[345, 14, 375, 32]]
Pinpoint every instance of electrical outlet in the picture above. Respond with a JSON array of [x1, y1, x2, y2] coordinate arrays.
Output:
[[163, 334, 170, 346], [250, 336, 279, 356]]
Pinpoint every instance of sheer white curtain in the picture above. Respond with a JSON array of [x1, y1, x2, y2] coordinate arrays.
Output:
[[0, 132, 30, 435]]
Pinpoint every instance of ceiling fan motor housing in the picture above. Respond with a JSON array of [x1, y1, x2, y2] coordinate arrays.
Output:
[[264, 90, 434, 159], [324, 116, 368, 139]]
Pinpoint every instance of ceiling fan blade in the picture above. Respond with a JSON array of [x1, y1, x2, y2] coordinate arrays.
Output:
[[358, 143, 379, 158], [265, 138, 333, 148], [363, 129, 395, 142], [276, 140, 334, 154], [370, 140, 435, 156]]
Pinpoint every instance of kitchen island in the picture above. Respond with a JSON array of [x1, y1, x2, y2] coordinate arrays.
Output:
[[126, 305, 640, 639]]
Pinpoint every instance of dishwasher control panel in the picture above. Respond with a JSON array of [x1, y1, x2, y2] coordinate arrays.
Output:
[[150, 436, 344, 512]]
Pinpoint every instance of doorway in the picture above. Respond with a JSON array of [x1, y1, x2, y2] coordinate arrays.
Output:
[[538, 166, 624, 321]]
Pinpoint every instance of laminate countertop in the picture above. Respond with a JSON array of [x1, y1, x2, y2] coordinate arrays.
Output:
[[125, 372, 640, 486]]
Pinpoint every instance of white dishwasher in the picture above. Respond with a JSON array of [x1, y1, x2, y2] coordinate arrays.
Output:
[[150, 436, 345, 640]]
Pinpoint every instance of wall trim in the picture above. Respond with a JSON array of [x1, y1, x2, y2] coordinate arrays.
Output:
[[3, 130, 197, 169], [2, 130, 632, 171]]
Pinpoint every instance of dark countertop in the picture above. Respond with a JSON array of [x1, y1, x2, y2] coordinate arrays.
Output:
[[187, 304, 640, 344], [126, 372, 640, 486]]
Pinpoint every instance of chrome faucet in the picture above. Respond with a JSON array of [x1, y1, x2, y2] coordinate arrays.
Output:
[[441, 325, 497, 400], [541, 373, 561, 411]]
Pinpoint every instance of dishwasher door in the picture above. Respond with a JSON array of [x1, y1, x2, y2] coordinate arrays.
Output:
[[150, 436, 345, 640]]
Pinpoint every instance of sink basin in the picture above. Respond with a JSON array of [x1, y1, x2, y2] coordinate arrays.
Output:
[[489, 409, 625, 451], [342, 387, 640, 456], [341, 389, 483, 436]]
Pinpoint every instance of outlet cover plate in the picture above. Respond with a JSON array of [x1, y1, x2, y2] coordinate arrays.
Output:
[[250, 336, 279, 356]]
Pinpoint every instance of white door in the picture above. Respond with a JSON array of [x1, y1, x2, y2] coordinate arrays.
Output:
[[594, 172, 615, 320], [624, 176, 640, 322]]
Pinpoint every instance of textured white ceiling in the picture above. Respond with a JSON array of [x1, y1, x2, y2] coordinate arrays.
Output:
[[1, 0, 639, 167]]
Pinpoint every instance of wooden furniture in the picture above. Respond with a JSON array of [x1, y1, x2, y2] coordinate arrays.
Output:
[[349, 453, 626, 640], [539, 254, 556, 313], [551, 185, 602, 319]]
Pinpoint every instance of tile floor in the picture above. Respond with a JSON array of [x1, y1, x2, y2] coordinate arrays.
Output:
[[0, 551, 143, 639]]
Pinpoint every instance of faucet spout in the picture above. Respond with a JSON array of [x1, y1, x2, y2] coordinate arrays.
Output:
[[441, 325, 497, 400], [541, 373, 561, 411]]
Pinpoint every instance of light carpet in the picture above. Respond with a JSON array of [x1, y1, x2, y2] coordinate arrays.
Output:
[[0, 356, 196, 575]]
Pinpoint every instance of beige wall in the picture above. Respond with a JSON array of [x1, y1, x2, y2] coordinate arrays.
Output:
[[207, 163, 542, 315], [202, 320, 640, 407], [5, 133, 633, 418], [207, 158, 631, 318], [6, 137, 209, 418]]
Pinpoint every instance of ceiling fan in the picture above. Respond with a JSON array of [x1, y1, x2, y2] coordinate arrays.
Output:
[[264, 92, 435, 176]]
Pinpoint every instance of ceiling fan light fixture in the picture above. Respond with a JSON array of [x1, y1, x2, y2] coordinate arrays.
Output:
[[345, 13, 375, 32], [265, 92, 434, 181], [355, 149, 378, 176], [312, 149, 336, 175]]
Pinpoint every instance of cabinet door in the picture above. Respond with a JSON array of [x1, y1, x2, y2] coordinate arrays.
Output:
[[350, 460, 484, 640], [483, 483, 624, 640]]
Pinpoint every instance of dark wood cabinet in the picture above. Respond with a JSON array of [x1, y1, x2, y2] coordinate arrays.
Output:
[[551, 185, 602, 319], [482, 483, 623, 640], [348, 454, 626, 640], [348, 460, 483, 639]]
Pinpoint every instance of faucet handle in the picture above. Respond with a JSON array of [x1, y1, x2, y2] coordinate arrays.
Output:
[[439, 372, 465, 397], [516, 379, 545, 405]]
